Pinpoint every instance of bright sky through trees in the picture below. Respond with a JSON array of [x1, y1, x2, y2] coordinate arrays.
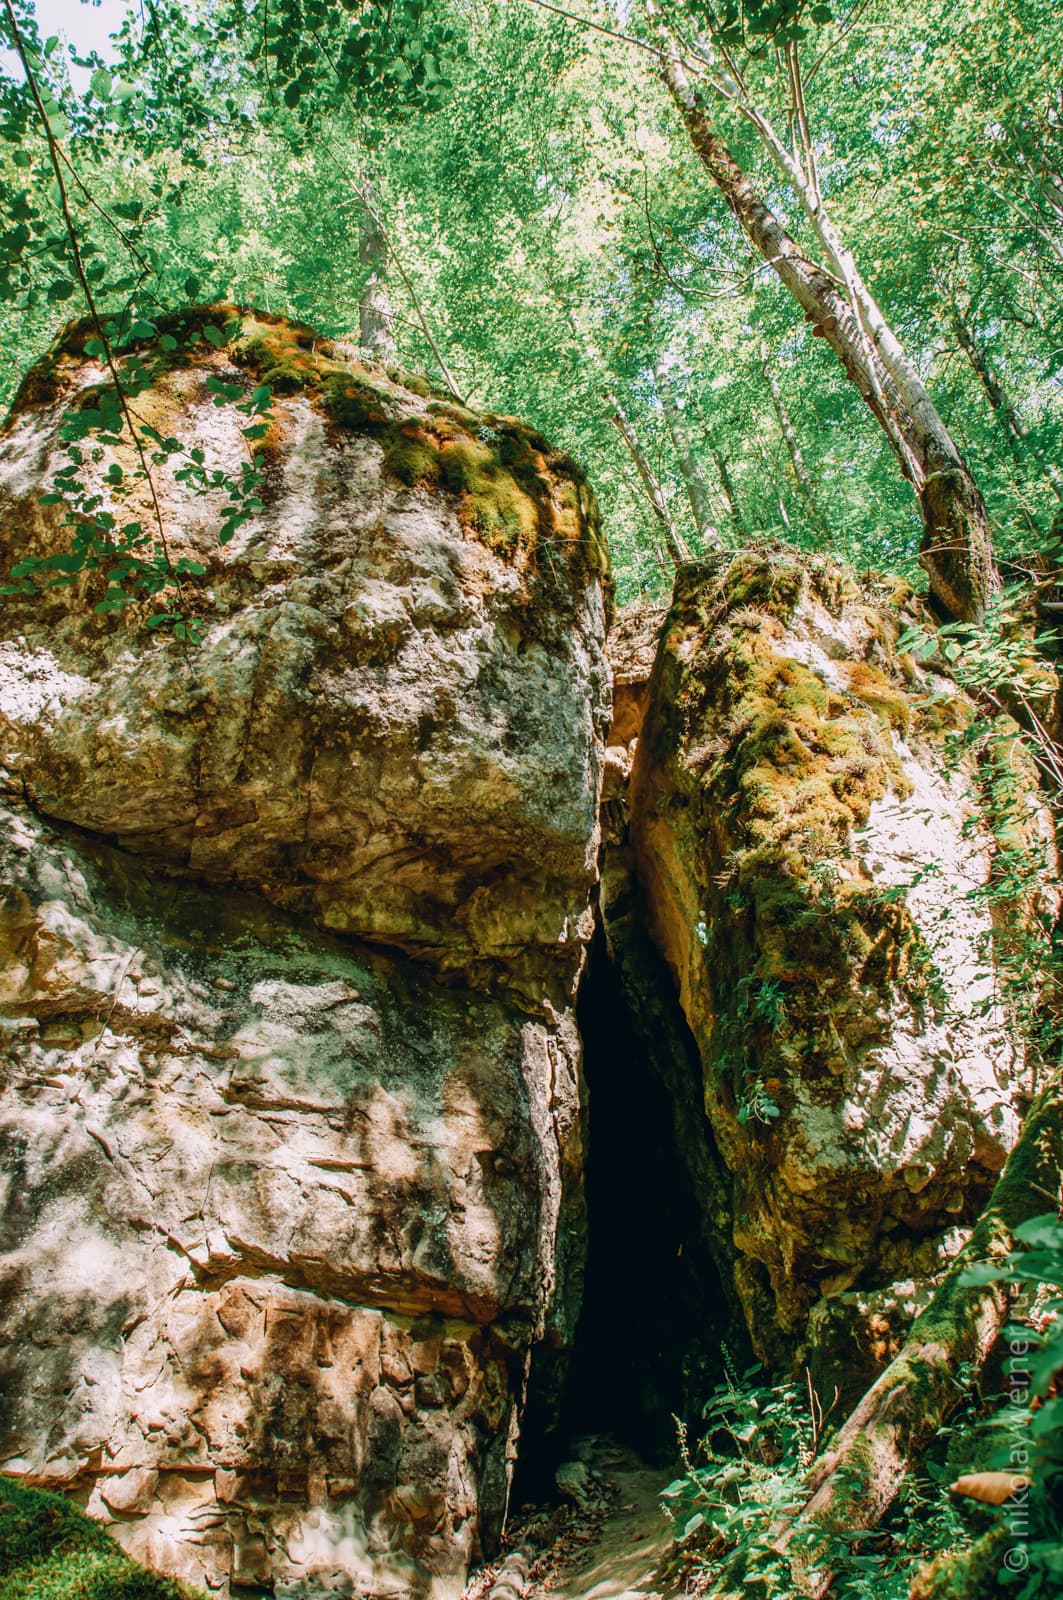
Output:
[[0, 0, 1060, 607], [0, 0, 125, 81]]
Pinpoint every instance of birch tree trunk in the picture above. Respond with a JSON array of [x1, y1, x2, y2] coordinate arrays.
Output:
[[655, 358, 723, 548], [706, 434, 748, 540], [558, 301, 691, 566], [652, 24, 999, 622], [611, 399, 691, 565], [358, 181, 396, 361]]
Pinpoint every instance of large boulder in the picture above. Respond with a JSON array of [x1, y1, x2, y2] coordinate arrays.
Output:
[[0, 311, 610, 1598], [628, 546, 1054, 1362], [0, 308, 610, 998]]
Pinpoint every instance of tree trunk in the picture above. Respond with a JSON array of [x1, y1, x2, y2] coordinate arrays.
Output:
[[706, 434, 748, 541], [655, 37, 999, 622], [749, 426, 793, 532], [655, 359, 723, 549], [556, 301, 689, 568], [759, 1075, 1063, 1598], [611, 399, 690, 566], [952, 304, 1063, 504], [358, 181, 396, 361], [763, 356, 831, 541]]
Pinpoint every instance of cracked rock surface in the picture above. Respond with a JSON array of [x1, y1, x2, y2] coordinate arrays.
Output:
[[0, 315, 609, 1600]]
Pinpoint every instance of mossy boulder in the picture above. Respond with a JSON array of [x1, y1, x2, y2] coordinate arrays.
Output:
[[629, 543, 1050, 1369], [0, 305, 611, 992], [4, 305, 606, 585]]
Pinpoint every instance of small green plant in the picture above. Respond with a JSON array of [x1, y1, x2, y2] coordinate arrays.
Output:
[[662, 1360, 813, 1556], [2, 317, 275, 644], [736, 1080, 781, 1125], [958, 1213, 1063, 1596], [664, 1359, 980, 1598]]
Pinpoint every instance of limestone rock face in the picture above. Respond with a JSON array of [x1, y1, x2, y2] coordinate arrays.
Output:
[[0, 313, 609, 1598], [0, 309, 610, 996], [629, 547, 1052, 1359]]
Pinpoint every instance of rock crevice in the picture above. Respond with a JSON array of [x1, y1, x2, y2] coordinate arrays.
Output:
[[0, 317, 1053, 1597]]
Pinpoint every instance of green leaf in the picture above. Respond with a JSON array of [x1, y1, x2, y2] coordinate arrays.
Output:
[[91, 67, 113, 100], [47, 279, 76, 303], [202, 324, 227, 348], [1014, 1215, 1063, 1249]]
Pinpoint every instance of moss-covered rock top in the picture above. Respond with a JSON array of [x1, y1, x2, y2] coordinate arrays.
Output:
[[7, 304, 608, 579], [0, 1479, 204, 1600]]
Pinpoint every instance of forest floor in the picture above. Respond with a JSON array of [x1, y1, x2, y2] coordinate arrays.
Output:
[[467, 1440, 679, 1600]]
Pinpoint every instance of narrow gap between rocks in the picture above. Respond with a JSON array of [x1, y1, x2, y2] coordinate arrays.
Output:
[[512, 929, 729, 1506]]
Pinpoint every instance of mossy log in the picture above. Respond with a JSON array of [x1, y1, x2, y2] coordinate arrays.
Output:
[[769, 1074, 1063, 1597], [907, 1527, 1009, 1600]]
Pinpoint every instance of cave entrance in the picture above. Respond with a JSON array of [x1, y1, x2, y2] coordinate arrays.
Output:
[[514, 926, 733, 1499]]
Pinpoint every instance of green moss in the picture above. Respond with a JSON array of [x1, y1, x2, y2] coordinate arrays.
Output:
[[6, 355, 60, 416], [839, 660, 912, 734], [646, 544, 932, 1135], [716, 620, 905, 875], [320, 371, 392, 430], [439, 439, 541, 549], [0, 1479, 204, 1600], [382, 423, 443, 487], [10, 303, 608, 581], [426, 398, 482, 431], [386, 366, 431, 398], [720, 548, 805, 616], [908, 1530, 1009, 1600]]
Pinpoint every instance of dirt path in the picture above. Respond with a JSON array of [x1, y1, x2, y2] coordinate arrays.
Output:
[[468, 1439, 678, 1600], [532, 1443, 674, 1600]]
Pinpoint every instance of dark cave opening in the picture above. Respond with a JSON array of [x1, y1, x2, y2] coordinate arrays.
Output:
[[513, 925, 733, 1501]]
